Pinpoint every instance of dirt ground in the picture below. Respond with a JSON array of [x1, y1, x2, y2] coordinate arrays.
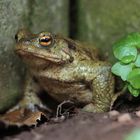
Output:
[[1, 94, 140, 140], [1, 111, 139, 140]]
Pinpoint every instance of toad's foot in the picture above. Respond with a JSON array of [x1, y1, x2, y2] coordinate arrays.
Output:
[[82, 103, 110, 113]]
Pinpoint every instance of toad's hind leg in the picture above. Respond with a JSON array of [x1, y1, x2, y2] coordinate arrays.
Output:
[[83, 71, 115, 112]]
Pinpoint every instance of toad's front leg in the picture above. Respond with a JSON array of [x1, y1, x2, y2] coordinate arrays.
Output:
[[83, 71, 115, 112], [12, 74, 44, 112], [0, 74, 52, 125]]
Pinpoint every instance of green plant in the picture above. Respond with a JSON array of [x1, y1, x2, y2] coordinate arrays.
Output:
[[124, 129, 140, 140], [111, 33, 140, 97]]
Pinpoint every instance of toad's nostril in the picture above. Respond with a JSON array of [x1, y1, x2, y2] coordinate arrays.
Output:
[[15, 34, 18, 41]]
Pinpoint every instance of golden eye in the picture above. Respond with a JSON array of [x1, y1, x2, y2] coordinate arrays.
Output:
[[39, 35, 52, 47]]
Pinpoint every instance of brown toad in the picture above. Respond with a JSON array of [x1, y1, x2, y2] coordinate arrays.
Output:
[[15, 29, 116, 112]]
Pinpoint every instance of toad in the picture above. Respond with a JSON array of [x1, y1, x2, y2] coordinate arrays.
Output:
[[15, 29, 116, 113]]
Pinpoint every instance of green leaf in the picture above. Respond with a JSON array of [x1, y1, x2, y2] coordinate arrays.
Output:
[[113, 33, 140, 63], [128, 84, 140, 97], [121, 55, 136, 64], [135, 54, 140, 67], [111, 62, 132, 81], [113, 32, 140, 50], [127, 68, 140, 89], [125, 129, 140, 140], [113, 45, 137, 63]]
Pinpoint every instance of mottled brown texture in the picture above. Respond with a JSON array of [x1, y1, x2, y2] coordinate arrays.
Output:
[[14, 29, 115, 112]]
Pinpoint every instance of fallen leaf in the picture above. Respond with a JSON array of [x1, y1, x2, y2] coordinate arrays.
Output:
[[0, 108, 48, 127]]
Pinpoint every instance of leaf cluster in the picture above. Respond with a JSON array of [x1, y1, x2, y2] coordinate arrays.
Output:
[[111, 33, 140, 97]]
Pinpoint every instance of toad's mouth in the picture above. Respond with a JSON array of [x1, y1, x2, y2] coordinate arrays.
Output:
[[15, 49, 64, 63]]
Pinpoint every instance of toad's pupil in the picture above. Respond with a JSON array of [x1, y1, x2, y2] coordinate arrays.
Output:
[[41, 37, 51, 42], [39, 36, 52, 46]]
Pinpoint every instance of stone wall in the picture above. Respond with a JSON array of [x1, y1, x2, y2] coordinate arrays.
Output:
[[0, 0, 29, 112], [76, 0, 140, 61], [29, 0, 69, 35]]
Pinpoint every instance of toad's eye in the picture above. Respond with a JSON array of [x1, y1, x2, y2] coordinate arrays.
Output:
[[39, 35, 52, 47]]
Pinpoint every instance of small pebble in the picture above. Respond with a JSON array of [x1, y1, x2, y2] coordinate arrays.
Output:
[[135, 110, 140, 117], [51, 115, 66, 123], [103, 115, 108, 119], [118, 113, 132, 123], [108, 110, 120, 118]]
